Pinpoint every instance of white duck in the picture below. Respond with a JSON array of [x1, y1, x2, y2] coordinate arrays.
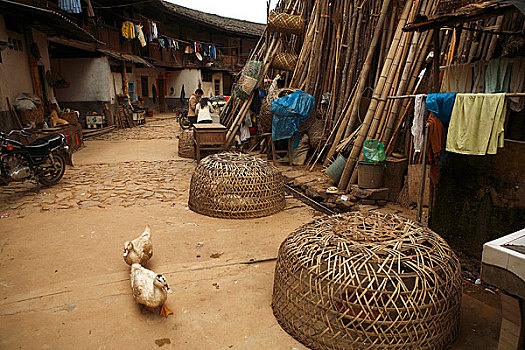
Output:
[[130, 263, 173, 317], [123, 226, 153, 265]]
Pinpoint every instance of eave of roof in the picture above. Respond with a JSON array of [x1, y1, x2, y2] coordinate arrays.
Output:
[[0, 0, 101, 43], [98, 48, 155, 68], [161, 1, 266, 38], [404, 1, 518, 32]]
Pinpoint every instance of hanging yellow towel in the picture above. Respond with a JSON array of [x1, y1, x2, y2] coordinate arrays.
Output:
[[446, 93, 507, 155]]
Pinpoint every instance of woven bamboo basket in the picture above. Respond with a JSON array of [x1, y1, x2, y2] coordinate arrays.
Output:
[[188, 152, 285, 219], [271, 52, 298, 72], [306, 117, 325, 149], [258, 88, 299, 133], [268, 11, 305, 35], [178, 129, 194, 159], [272, 211, 462, 350], [258, 97, 274, 133]]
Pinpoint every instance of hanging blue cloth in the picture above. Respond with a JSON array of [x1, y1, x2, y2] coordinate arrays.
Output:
[[59, 0, 82, 14], [426, 93, 457, 127], [271, 90, 315, 147]]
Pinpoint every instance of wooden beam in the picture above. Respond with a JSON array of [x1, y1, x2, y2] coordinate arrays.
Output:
[[403, 4, 516, 33]]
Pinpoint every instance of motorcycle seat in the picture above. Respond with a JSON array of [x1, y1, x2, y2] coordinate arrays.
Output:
[[26, 134, 63, 154]]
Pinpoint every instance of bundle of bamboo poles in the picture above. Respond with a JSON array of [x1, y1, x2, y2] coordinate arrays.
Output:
[[222, 0, 524, 193]]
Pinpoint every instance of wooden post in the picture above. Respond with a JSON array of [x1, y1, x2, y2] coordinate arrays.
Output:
[[433, 29, 441, 93], [417, 124, 429, 223]]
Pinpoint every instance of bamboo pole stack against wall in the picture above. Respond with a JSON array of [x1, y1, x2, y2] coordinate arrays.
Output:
[[222, 0, 525, 193]]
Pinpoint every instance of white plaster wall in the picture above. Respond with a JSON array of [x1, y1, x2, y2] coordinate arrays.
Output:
[[201, 72, 224, 97], [0, 15, 33, 111], [168, 69, 201, 98], [52, 57, 111, 102], [134, 67, 161, 98]]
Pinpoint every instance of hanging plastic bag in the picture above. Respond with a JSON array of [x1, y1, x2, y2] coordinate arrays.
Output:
[[363, 139, 386, 163]]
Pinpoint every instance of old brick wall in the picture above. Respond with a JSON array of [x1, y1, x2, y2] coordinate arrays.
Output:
[[432, 141, 525, 260]]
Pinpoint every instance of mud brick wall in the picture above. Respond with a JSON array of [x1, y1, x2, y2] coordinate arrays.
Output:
[[432, 141, 525, 259]]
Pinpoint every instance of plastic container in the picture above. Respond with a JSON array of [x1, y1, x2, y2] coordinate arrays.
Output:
[[325, 154, 346, 183], [357, 161, 384, 189]]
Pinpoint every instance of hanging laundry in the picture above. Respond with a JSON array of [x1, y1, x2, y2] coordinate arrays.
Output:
[[411, 94, 426, 154], [151, 22, 159, 40], [58, 0, 82, 14], [485, 58, 512, 93], [472, 61, 486, 93], [425, 93, 457, 127], [426, 116, 446, 184], [509, 57, 525, 112], [211, 45, 216, 60], [121, 21, 136, 39], [180, 84, 185, 101], [441, 64, 472, 93], [159, 38, 165, 48], [143, 21, 152, 42], [135, 25, 147, 47], [202, 45, 210, 57], [446, 93, 507, 155]]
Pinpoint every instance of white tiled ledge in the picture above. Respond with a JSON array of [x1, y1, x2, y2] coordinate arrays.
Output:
[[482, 228, 525, 282]]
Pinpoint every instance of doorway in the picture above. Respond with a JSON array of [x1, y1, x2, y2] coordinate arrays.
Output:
[[157, 78, 166, 112]]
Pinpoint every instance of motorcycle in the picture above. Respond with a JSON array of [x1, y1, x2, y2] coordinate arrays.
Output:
[[0, 129, 73, 186]]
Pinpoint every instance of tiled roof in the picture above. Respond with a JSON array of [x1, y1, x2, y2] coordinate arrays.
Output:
[[162, 1, 265, 37]]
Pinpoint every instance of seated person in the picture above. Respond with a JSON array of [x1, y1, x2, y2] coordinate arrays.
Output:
[[196, 97, 214, 124]]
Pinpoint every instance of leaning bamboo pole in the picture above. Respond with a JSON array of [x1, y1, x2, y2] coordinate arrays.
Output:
[[323, 0, 392, 167], [337, 0, 413, 191]]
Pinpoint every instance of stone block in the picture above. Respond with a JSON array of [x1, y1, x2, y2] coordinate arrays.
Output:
[[336, 198, 355, 212], [292, 174, 321, 188], [305, 185, 328, 202], [385, 157, 408, 201], [350, 185, 389, 200]]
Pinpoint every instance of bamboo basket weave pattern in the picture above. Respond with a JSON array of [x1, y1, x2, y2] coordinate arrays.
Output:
[[272, 212, 462, 350], [188, 153, 285, 219], [178, 129, 194, 159], [258, 88, 299, 133], [271, 52, 298, 72], [268, 11, 305, 35]]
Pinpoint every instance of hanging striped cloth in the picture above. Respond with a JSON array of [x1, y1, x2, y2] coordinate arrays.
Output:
[[58, 0, 82, 14]]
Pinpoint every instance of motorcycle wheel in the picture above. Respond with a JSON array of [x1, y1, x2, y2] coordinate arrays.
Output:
[[179, 116, 191, 130], [38, 152, 66, 186]]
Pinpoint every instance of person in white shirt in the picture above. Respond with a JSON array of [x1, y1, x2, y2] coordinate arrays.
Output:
[[196, 97, 214, 124]]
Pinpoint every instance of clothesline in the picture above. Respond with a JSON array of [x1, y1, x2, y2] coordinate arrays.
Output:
[[387, 93, 525, 100]]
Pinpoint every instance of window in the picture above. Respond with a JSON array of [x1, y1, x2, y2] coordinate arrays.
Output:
[[202, 71, 212, 82], [8, 37, 23, 51], [141, 76, 149, 97]]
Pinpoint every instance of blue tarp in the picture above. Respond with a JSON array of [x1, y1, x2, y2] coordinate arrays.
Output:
[[271, 90, 315, 146], [426, 93, 456, 127]]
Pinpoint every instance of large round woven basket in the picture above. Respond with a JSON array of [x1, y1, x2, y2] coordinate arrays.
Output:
[[178, 129, 194, 159], [188, 152, 285, 219], [272, 212, 462, 350]]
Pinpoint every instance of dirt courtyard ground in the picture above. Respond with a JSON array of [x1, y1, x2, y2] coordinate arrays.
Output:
[[0, 116, 502, 349]]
